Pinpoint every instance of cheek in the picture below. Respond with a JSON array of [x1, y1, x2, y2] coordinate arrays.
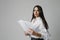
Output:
[[37, 11, 39, 14]]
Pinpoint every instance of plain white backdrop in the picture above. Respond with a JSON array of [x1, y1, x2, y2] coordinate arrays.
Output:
[[0, 0, 60, 40]]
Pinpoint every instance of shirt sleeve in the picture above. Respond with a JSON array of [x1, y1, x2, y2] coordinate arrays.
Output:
[[38, 21, 50, 40]]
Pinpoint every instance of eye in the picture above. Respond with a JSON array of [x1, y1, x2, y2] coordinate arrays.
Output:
[[33, 10, 35, 11], [37, 10, 39, 11]]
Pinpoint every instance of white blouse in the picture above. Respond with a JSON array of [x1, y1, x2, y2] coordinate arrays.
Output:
[[30, 17, 50, 40]]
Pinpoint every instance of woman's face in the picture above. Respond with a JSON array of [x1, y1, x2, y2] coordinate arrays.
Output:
[[33, 7, 39, 18]]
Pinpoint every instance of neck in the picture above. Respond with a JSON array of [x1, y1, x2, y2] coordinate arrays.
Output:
[[35, 16, 39, 18]]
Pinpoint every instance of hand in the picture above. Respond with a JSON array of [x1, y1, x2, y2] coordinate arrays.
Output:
[[24, 31, 30, 36], [27, 28, 36, 35]]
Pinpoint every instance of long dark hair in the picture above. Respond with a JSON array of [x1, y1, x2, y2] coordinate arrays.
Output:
[[31, 5, 49, 30]]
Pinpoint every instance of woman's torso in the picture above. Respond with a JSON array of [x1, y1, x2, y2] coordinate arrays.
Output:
[[30, 17, 44, 38]]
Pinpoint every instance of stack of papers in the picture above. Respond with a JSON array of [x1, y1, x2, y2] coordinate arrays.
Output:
[[17, 20, 37, 32]]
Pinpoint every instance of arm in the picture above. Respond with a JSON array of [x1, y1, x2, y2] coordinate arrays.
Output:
[[27, 28, 42, 37], [32, 30, 42, 37], [38, 22, 49, 40], [27, 20, 49, 40]]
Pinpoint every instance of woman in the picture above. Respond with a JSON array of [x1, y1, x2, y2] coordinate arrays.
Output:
[[24, 5, 50, 40]]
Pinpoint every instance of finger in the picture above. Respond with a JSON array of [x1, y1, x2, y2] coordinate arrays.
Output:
[[28, 30, 31, 32], [29, 28, 33, 31], [28, 30, 33, 35]]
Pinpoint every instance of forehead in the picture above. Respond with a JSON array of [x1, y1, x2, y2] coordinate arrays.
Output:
[[34, 7, 38, 10]]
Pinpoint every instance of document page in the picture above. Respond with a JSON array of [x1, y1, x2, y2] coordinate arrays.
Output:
[[17, 20, 37, 32]]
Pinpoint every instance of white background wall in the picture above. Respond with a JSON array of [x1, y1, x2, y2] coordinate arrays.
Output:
[[0, 0, 60, 40]]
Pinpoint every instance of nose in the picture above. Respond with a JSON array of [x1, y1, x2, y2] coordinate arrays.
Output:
[[35, 11, 37, 13]]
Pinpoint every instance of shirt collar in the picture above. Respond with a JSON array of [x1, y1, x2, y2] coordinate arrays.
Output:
[[35, 17, 40, 19]]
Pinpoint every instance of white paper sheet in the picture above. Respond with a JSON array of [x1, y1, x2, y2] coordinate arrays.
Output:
[[17, 20, 38, 32]]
